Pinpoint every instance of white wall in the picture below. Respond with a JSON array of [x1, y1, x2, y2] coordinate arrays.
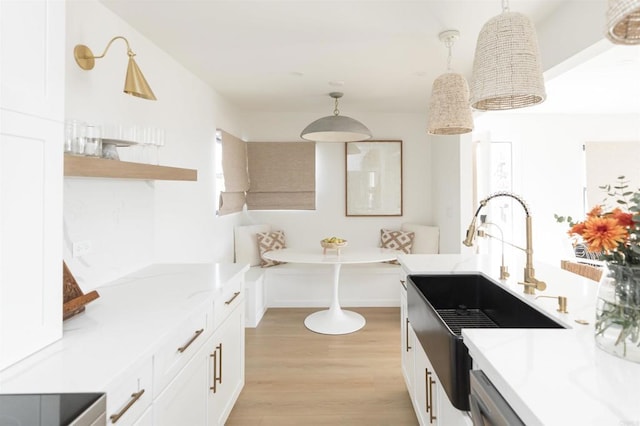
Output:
[[474, 113, 640, 265], [64, 0, 243, 289], [430, 133, 474, 254], [239, 111, 433, 250]]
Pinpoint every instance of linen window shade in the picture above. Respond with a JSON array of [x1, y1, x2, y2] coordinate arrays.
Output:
[[219, 130, 249, 215], [246, 142, 316, 210]]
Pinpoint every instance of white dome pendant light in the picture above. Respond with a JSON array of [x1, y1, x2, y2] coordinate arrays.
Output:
[[470, 0, 546, 110], [607, 0, 640, 44], [427, 30, 473, 135], [300, 92, 372, 142]]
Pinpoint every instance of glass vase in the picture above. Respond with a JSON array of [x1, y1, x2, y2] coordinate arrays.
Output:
[[595, 263, 640, 363]]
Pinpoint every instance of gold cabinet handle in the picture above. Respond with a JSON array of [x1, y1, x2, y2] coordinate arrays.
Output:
[[210, 350, 217, 393], [217, 343, 223, 385], [177, 328, 204, 353], [425, 369, 431, 414], [209, 343, 223, 393], [405, 318, 411, 352], [400, 279, 407, 291], [110, 389, 145, 423], [428, 376, 437, 423], [225, 291, 240, 305]]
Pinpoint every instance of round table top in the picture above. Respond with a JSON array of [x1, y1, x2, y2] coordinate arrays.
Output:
[[262, 247, 399, 265]]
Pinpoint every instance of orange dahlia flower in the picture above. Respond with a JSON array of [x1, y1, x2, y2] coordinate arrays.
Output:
[[568, 222, 586, 236], [611, 208, 635, 228], [581, 216, 628, 252], [587, 205, 603, 218]]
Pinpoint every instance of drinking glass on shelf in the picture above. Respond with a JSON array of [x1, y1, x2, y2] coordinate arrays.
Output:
[[65, 120, 86, 155], [84, 124, 102, 157]]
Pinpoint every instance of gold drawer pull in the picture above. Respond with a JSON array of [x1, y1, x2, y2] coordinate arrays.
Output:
[[425, 369, 431, 413], [217, 343, 223, 385], [225, 291, 240, 305], [405, 318, 411, 352], [428, 376, 437, 423], [210, 350, 218, 393], [177, 328, 204, 353], [400, 279, 407, 291], [209, 343, 223, 393], [110, 389, 145, 423]]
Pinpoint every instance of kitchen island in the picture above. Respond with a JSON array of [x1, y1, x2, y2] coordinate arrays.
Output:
[[399, 253, 640, 426]]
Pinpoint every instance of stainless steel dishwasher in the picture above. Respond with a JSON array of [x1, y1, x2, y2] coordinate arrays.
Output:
[[469, 370, 525, 426]]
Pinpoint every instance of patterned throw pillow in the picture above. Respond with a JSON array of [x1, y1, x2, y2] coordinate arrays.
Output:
[[380, 229, 415, 264], [256, 230, 287, 268]]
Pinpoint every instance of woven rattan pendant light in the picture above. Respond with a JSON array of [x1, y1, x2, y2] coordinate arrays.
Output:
[[470, 0, 546, 111], [607, 0, 640, 44], [428, 30, 473, 135]]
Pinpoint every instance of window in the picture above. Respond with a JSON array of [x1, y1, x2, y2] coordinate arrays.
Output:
[[217, 130, 249, 216], [246, 142, 316, 210]]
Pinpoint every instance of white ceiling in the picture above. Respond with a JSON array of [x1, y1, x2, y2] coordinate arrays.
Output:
[[99, 0, 640, 115]]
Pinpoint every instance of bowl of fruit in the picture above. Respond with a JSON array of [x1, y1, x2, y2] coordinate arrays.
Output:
[[321, 237, 348, 254]]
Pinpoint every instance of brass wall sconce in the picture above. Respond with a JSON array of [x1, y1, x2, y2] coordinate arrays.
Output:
[[73, 36, 157, 101]]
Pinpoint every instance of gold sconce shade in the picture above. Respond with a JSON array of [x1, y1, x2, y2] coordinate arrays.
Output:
[[73, 36, 157, 101], [607, 0, 640, 44], [428, 73, 473, 135], [428, 30, 473, 135], [470, 10, 546, 110]]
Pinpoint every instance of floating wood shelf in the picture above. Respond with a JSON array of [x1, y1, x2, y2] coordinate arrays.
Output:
[[64, 154, 197, 181]]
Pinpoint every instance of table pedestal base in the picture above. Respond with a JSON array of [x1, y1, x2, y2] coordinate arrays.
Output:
[[304, 308, 366, 335]]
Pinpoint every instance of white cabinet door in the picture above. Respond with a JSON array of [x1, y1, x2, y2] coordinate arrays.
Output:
[[153, 345, 208, 426], [0, 0, 64, 371], [400, 279, 414, 395], [413, 330, 437, 426], [207, 302, 245, 426], [0, 111, 63, 370], [0, 0, 65, 120], [412, 329, 472, 426]]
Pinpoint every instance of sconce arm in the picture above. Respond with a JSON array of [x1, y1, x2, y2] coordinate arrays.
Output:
[[74, 36, 135, 70]]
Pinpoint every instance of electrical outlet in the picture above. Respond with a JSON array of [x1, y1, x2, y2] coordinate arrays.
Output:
[[72, 240, 92, 258]]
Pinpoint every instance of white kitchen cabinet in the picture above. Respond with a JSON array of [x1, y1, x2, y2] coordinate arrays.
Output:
[[0, 0, 65, 120], [208, 299, 245, 425], [153, 344, 208, 426], [0, 0, 65, 371], [105, 357, 153, 426], [132, 407, 153, 426], [146, 269, 245, 426], [412, 331, 436, 425], [400, 273, 414, 396]]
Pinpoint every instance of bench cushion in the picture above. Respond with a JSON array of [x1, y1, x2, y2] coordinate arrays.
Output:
[[234, 224, 271, 266]]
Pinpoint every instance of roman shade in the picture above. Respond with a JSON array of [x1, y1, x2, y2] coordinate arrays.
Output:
[[246, 142, 316, 210], [219, 130, 249, 215]]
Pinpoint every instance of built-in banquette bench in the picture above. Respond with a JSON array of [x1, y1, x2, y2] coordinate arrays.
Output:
[[235, 224, 439, 327]]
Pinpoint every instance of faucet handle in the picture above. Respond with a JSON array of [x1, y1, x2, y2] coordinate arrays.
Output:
[[519, 278, 546, 294], [536, 295, 568, 313]]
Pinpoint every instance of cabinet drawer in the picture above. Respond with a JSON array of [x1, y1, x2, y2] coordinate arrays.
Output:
[[214, 275, 244, 328], [105, 357, 152, 426], [153, 308, 212, 396]]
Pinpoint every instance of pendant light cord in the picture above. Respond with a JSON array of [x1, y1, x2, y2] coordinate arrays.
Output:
[[446, 39, 453, 72], [502, 0, 510, 12], [333, 97, 340, 116]]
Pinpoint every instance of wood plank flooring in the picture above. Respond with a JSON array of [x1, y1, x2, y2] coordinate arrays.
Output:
[[226, 307, 418, 426]]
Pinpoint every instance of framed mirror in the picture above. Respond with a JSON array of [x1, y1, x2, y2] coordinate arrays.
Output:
[[345, 140, 402, 216]]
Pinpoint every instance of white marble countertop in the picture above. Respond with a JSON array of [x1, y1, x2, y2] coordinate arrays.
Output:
[[399, 253, 640, 426], [0, 263, 248, 393]]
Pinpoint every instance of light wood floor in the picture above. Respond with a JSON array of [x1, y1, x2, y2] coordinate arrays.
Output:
[[226, 307, 418, 426]]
